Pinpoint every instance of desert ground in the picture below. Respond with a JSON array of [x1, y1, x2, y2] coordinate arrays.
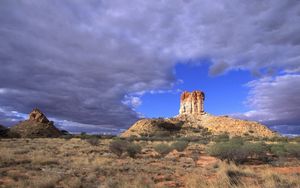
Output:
[[1, 136, 300, 188]]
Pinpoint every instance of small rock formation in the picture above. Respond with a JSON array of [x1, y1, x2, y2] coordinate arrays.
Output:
[[121, 90, 279, 138], [179, 91, 205, 115], [29, 108, 50, 123], [9, 108, 62, 138]]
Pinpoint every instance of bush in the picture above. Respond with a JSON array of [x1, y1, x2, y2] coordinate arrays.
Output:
[[171, 141, 189, 152], [207, 140, 268, 164], [109, 139, 129, 157], [243, 142, 268, 161], [213, 134, 230, 142], [154, 143, 172, 156], [269, 143, 300, 159], [126, 143, 142, 158], [231, 136, 244, 144], [284, 143, 300, 158], [207, 142, 244, 163], [270, 144, 287, 157], [86, 137, 100, 146]]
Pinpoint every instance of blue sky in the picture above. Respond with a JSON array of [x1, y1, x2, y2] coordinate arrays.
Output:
[[137, 62, 253, 118]]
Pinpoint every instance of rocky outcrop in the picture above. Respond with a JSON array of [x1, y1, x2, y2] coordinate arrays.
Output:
[[9, 108, 62, 138], [29, 108, 50, 123], [121, 90, 278, 138], [179, 91, 205, 115], [121, 117, 212, 137], [176, 113, 277, 137]]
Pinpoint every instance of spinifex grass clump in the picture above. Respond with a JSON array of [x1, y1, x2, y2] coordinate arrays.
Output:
[[109, 139, 129, 157], [171, 141, 189, 152], [126, 143, 142, 158], [109, 139, 142, 158], [154, 143, 173, 156], [86, 137, 100, 146]]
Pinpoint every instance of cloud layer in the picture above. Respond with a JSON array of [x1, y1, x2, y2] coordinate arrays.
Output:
[[235, 74, 300, 134], [0, 0, 299, 132]]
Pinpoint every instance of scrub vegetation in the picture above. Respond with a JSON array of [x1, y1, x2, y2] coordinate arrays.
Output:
[[0, 136, 300, 187]]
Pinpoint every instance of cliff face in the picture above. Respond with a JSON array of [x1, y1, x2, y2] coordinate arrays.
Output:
[[179, 91, 205, 115]]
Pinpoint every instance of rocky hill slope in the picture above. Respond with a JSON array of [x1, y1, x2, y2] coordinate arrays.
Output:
[[9, 109, 63, 138], [121, 91, 278, 138]]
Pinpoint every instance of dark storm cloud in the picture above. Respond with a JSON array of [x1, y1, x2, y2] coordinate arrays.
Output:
[[0, 0, 300, 132]]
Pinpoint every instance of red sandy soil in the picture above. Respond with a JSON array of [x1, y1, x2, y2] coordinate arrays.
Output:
[[196, 155, 219, 167]]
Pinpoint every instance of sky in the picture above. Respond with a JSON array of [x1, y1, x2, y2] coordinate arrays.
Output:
[[0, 0, 300, 135]]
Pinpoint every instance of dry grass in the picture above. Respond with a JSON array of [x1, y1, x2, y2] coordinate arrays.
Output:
[[0, 138, 300, 188], [260, 170, 300, 188], [185, 162, 258, 188]]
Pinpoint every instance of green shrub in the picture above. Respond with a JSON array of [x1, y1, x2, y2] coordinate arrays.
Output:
[[171, 141, 189, 152], [213, 134, 230, 142], [126, 143, 142, 158], [230, 136, 244, 145], [269, 143, 300, 159], [243, 142, 268, 161], [154, 143, 172, 156], [284, 143, 300, 158], [207, 142, 246, 163], [207, 141, 268, 164], [270, 144, 287, 157], [86, 137, 100, 146], [109, 139, 129, 157]]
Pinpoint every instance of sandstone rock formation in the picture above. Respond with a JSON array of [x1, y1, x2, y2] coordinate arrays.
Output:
[[9, 108, 62, 138], [179, 91, 205, 115], [176, 113, 277, 137], [121, 117, 213, 138], [121, 90, 278, 138], [29, 108, 50, 123]]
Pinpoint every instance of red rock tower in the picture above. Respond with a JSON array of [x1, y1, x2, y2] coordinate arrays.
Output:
[[179, 91, 205, 115]]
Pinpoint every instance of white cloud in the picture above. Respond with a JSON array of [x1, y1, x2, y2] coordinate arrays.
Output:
[[122, 96, 142, 109]]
